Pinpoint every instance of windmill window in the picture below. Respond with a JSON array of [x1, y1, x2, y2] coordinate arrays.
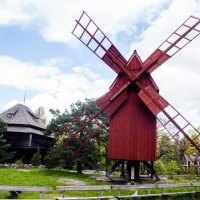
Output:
[[184, 17, 198, 28], [81, 32, 91, 45], [88, 39, 98, 51], [96, 46, 105, 58], [101, 38, 111, 50], [7, 113, 14, 118], [87, 22, 97, 35], [80, 13, 90, 28], [94, 30, 104, 42], [185, 30, 199, 40], [73, 26, 84, 38], [176, 26, 189, 35]]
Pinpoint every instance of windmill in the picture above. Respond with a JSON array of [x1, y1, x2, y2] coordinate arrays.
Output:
[[60, 11, 200, 181]]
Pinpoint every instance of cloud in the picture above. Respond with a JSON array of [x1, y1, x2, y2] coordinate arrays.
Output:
[[0, 55, 112, 120], [129, 0, 200, 59], [1, 0, 200, 127], [0, 0, 170, 43], [124, 0, 200, 126]]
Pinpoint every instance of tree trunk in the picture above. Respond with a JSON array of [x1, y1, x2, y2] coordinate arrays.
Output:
[[77, 161, 82, 174]]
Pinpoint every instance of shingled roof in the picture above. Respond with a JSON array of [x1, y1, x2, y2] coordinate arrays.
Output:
[[0, 104, 46, 135]]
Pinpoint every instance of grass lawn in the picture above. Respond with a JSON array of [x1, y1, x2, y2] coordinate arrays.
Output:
[[0, 168, 199, 199], [0, 168, 115, 199]]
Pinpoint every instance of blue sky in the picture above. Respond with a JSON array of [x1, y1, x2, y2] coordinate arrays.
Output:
[[0, 0, 200, 125]]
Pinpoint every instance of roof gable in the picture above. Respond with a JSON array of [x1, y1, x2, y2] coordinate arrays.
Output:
[[0, 104, 46, 130]]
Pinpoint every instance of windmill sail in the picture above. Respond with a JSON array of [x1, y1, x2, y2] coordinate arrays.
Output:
[[72, 11, 129, 75], [59, 104, 108, 156], [62, 12, 200, 164], [138, 85, 200, 163], [141, 15, 200, 74]]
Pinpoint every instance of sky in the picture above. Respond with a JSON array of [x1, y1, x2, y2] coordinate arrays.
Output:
[[0, 0, 200, 125]]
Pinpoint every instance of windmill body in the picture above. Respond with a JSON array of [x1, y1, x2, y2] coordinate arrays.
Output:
[[60, 12, 200, 181], [102, 52, 158, 161]]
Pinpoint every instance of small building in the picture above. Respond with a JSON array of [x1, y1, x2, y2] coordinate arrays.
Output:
[[0, 103, 54, 163], [183, 154, 200, 173]]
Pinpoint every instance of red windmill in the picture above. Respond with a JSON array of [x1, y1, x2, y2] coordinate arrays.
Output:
[[60, 11, 200, 181]]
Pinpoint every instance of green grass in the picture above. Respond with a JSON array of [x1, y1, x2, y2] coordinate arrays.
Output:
[[0, 168, 109, 199], [0, 168, 199, 199], [0, 168, 110, 186]]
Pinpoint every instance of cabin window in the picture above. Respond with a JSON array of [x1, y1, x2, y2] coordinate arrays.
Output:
[[7, 113, 14, 118]]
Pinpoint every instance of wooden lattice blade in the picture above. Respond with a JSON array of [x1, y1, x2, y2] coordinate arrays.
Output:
[[60, 81, 131, 156], [97, 75, 129, 116], [140, 15, 200, 74], [97, 91, 128, 117], [138, 84, 200, 163], [60, 105, 106, 155], [72, 11, 128, 75], [60, 76, 132, 156]]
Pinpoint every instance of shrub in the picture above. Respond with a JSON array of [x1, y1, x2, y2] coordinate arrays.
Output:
[[31, 147, 42, 166], [15, 160, 23, 168], [165, 160, 180, 178], [154, 160, 167, 175], [44, 146, 74, 169]]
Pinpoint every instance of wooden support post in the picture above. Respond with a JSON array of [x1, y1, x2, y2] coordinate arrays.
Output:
[[150, 161, 154, 178], [121, 161, 125, 177], [126, 161, 132, 183], [133, 161, 140, 180]]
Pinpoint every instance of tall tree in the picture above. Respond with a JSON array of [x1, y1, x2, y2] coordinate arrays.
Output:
[[0, 119, 14, 163], [157, 132, 183, 165], [45, 98, 109, 173], [35, 106, 47, 125]]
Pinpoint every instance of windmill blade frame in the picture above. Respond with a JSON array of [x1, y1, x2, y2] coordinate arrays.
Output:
[[141, 15, 200, 74], [60, 11, 200, 172], [138, 84, 200, 162], [72, 11, 129, 75]]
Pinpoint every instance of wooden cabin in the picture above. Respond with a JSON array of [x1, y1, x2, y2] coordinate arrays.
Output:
[[0, 103, 54, 163]]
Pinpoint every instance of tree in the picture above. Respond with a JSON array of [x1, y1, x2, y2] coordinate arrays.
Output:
[[0, 119, 14, 163], [157, 132, 183, 163], [183, 126, 200, 156], [45, 98, 109, 173], [165, 160, 180, 177], [35, 106, 47, 125], [156, 119, 184, 166], [31, 147, 42, 166], [44, 145, 75, 169], [154, 160, 167, 175]]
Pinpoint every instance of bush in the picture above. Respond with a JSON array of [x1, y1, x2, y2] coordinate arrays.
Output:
[[165, 160, 180, 178], [15, 160, 23, 168], [0, 119, 14, 163], [44, 146, 74, 169], [31, 147, 42, 166], [154, 160, 167, 175]]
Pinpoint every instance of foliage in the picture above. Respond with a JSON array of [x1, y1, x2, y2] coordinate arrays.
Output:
[[154, 160, 167, 175], [35, 106, 47, 125], [165, 160, 181, 178], [31, 147, 42, 166], [45, 98, 109, 172], [44, 146, 74, 169], [183, 126, 200, 156], [15, 160, 24, 168], [0, 119, 14, 163], [157, 131, 183, 165]]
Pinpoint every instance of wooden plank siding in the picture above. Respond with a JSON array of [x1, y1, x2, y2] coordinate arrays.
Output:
[[108, 91, 157, 161], [5, 132, 54, 150]]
